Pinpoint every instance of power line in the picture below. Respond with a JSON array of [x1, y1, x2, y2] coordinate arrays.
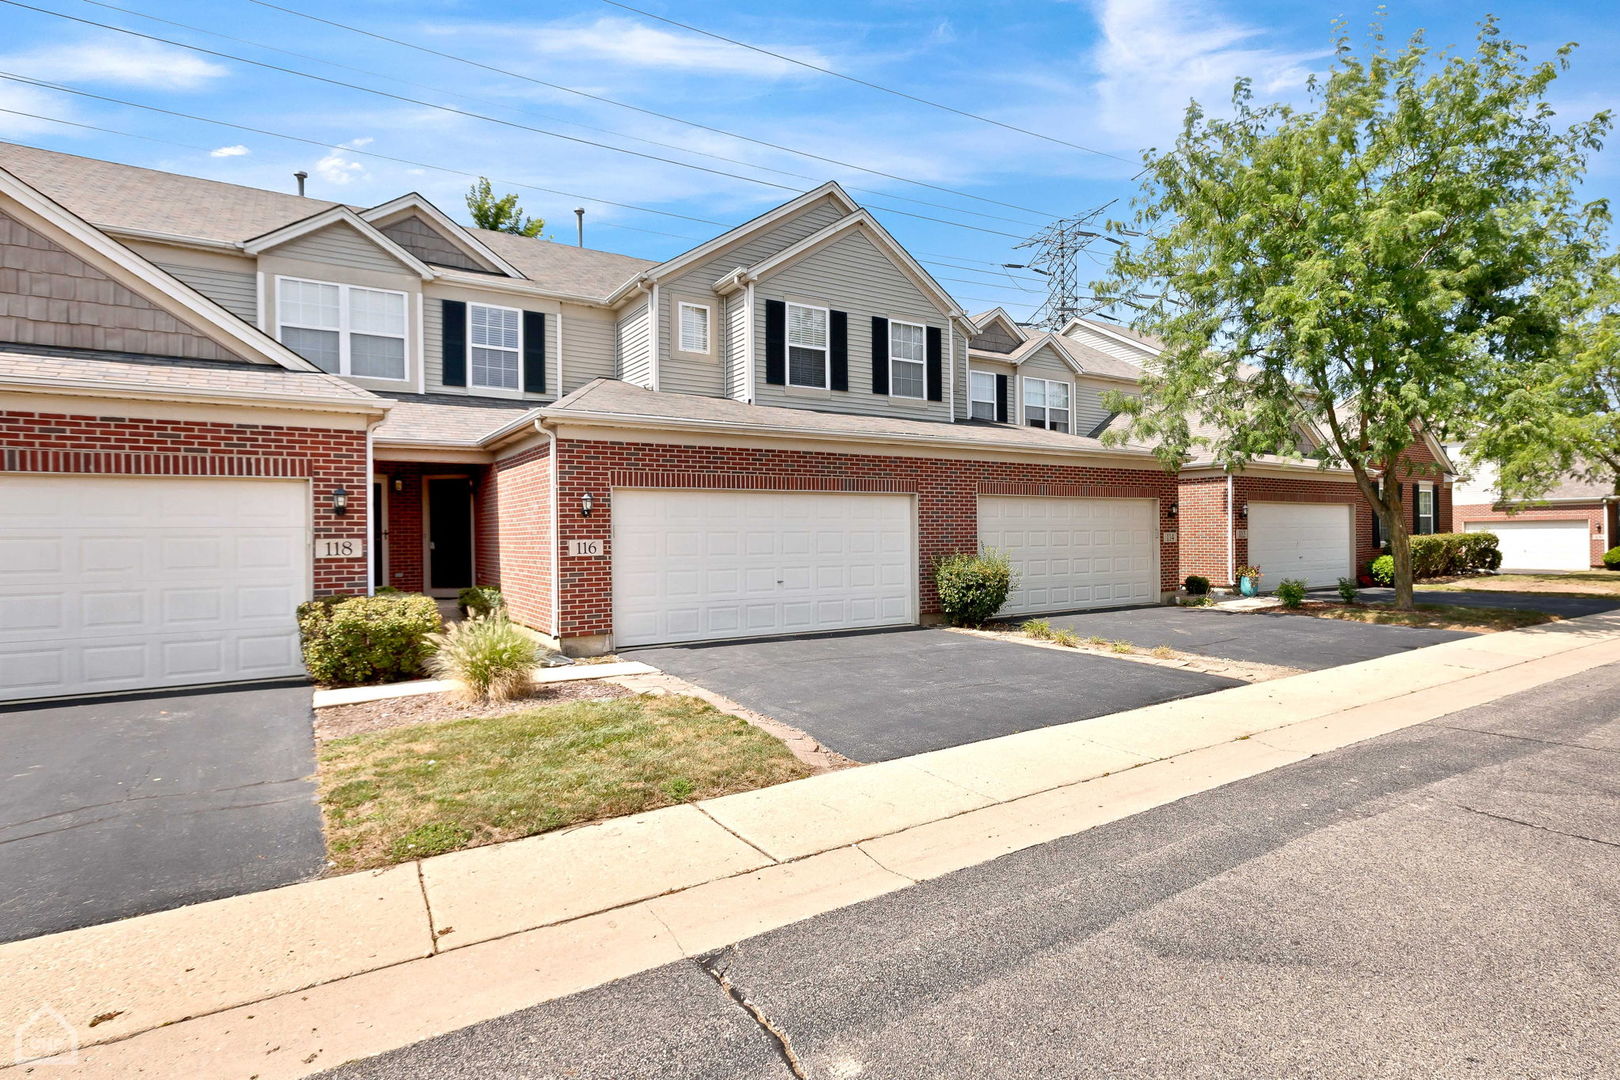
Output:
[[242, 0, 1065, 221], [61, 0, 1044, 230], [596, 0, 1139, 165]]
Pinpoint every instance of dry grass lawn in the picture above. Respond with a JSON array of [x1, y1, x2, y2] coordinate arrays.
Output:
[[1418, 571, 1620, 599], [319, 692, 811, 872], [1285, 601, 1557, 633]]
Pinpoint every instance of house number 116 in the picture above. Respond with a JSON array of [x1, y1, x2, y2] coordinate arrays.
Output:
[[570, 539, 602, 556]]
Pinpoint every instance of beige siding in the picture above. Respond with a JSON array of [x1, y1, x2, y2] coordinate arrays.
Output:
[[1013, 343, 1080, 430], [422, 284, 559, 399], [1065, 322, 1155, 364], [667, 195, 848, 294], [380, 214, 482, 272], [723, 291, 748, 399], [272, 221, 414, 275], [560, 302, 617, 392], [751, 229, 953, 420], [657, 291, 725, 396], [153, 261, 256, 323], [617, 298, 651, 386]]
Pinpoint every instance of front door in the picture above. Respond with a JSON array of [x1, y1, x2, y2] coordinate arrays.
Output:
[[372, 479, 386, 589], [427, 477, 473, 593]]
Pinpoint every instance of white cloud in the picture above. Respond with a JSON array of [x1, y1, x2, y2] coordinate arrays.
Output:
[[516, 17, 829, 78], [1, 37, 228, 90], [210, 144, 250, 158], [314, 147, 366, 185], [0, 81, 76, 138], [1088, 0, 1324, 144]]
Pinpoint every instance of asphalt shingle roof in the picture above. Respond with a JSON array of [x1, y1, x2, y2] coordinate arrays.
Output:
[[373, 393, 537, 446], [0, 345, 381, 403]]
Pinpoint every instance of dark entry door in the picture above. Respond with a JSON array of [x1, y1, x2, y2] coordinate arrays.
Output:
[[427, 477, 473, 591], [372, 480, 385, 589]]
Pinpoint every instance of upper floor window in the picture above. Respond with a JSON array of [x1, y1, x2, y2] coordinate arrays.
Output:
[[1023, 377, 1070, 432], [678, 302, 710, 354], [787, 303, 828, 388], [278, 277, 406, 381], [969, 370, 997, 421], [1416, 485, 1436, 534], [888, 320, 927, 399], [469, 303, 521, 390]]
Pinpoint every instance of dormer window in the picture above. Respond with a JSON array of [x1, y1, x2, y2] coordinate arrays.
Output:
[[469, 303, 521, 389], [277, 276, 406, 381]]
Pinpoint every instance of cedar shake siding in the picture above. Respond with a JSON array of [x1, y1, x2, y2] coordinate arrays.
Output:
[[379, 214, 483, 271]]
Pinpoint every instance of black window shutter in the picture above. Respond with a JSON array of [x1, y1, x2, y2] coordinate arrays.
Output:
[[925, 326, 944, 402], [870, 317, 890, 395], [1409, 483, 1419, 534], [522, 310, 546, 394], [1371, 489, 1383, 547], [829, 310, 849, 391], [995, 373, 1009, 422], [764, 299, 786, 386], [441, 299, 467, 387]]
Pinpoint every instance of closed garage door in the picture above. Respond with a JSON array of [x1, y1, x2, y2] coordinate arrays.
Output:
[[1247, 502, 1353, 588], [0, 475, 310, 700], [612, 489, 915, 647], [1465, 519, 1590, 571], [978, 495, 1157, 616]]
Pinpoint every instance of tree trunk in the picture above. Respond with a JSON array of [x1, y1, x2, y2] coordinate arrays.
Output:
[[1377, 485, 1416, 610]]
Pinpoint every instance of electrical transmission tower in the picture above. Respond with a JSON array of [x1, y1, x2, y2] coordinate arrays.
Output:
[[1011, 205, 1122, 330]]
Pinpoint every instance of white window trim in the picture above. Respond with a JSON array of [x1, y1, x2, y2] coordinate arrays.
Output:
[[467, 301, 524, 391], [1417, 484, 1436, 535], [785, 302, 831, 389], [887, 318, 928, 400], [1020, 376, 1072, 433], [677, 301, 712, 355], [275, 275, 409, 382], [969, 369, 998, 421]]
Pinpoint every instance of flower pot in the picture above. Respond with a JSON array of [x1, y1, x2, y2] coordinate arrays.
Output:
[[1239, 576, 1258, 597]]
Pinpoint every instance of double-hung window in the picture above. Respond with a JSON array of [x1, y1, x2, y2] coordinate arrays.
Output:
[[969, 370, 998, 421], [1416, 484, 1436, 535], [469, 303, 521, 389], [888, 320, 927, 399], [278, 277, 407, 381], [678, 302, 710, 354], [786, 303, 828, 388], [1023, 377, 1071, 432]]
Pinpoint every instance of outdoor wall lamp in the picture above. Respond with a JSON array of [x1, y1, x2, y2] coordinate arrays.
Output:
[[331, 487, 349, 515], [393, 478, 404, 493], [1238, 502, 1249, 520], [1166, 501, 1178, 518], [581, 491, 594, 516]]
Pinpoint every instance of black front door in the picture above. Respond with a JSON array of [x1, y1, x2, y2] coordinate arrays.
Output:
[[372, 480, 385, 589], [427, 477, 473, 591]]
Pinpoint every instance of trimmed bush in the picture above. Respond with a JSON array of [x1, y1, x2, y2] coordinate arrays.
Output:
[[1370, 555, 1395, 586], [1409, 532, 1502, 577], [1337, 576, 1359, 604], [1183, 574, 1211, 595], [1605, 546, 1620, 570], [458, 585, 505, 619], [1276, 579, 1308, 608], [427, 615, 539, 703], [297, 592, 441, 686], [934, 548, 1015, 627]]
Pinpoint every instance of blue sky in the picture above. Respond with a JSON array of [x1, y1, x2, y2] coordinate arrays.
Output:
[[1, 0, 1616, 319]]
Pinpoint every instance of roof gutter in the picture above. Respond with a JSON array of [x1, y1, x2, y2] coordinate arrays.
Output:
[[0, 374, 392, 416]]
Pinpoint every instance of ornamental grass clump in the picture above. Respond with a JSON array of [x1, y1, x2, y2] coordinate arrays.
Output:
[[427, 615, 539, 704]]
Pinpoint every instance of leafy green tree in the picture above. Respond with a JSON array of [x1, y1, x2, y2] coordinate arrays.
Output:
[[465, 177, 544, 237], [1099, 19, 1610, 608]]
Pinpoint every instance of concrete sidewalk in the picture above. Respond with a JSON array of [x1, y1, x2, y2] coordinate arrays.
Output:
[[6, 612, 1619, 1076]]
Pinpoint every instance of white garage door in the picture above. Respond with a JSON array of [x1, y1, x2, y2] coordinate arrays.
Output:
[[0, 475, 310, 700], [1247, 502, 1353, 589], [612, 489, 915, 647], [1465, 520, 1590, 571], [978, 495, 1157, 616]]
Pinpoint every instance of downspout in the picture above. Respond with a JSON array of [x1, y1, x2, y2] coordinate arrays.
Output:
[[535, 418, 562, 642], [1226, 470, 1236, 587], [364, 417, 382, 596]]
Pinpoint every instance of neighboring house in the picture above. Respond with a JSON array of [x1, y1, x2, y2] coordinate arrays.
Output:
[[0, 141, 1454, 702], [1447, 447, 1615, 570]]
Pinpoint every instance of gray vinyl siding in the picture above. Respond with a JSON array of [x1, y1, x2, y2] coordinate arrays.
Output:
[[560, 302, 617, 392], [1065, 322, 1154, 364], [616, 298, 652, 386], [657, 289, 725, 397], [380, 214, 482, 272], [153, 261, 256, 323], [422, 289, 558, 399], [274, 221, 412, 274], [752, 229, 951, 420], [666, 196, 848, 294], [1015, 344, 1080, 431], [724, 291, 748, 398]]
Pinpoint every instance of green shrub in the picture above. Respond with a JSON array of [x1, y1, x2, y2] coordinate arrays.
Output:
[[1370, 555, 1395, 586], [1409, 532, 1502, 577], [1183, 574, 1211, 595], [1021, 618, 1054, 639], [1337, 576, 1359, 604], [1276, 579, 1308, 608], [457, 585, 506, 618], [1182, 594, 1216, 607], [427, 615, 539, 703], [934, 549, 1015, 627], [1605, 546, 1620, 570], [297, 592, 441, 686]]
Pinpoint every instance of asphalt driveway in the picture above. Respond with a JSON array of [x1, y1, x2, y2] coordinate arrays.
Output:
[[1369, 587, 1620, 618], [0, 683, 325, 944], [624, 627, 1241, 762], [1022, 605, 1473, 670]]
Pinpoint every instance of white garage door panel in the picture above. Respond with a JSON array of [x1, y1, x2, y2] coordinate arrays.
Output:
[[0, 476, 309, 699], [1465, 520, 1589, 571], [613, 490, 915, 647], [1247, 502, 1353, 589], [979, 496, 1157, 616]]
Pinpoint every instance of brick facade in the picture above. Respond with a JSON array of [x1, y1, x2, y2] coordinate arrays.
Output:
[[1452, 502, 1610, 568], [483, 442, 552, 632], [546, 436, 1180, 643], [374, 461, 496, 595], [0, 407, 368, 593]]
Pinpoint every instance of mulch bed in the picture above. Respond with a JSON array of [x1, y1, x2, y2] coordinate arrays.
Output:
[[314, 678, 632, 742]]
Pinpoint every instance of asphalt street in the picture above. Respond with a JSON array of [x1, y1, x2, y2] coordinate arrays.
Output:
[[325, 660, 1620, 1080]]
